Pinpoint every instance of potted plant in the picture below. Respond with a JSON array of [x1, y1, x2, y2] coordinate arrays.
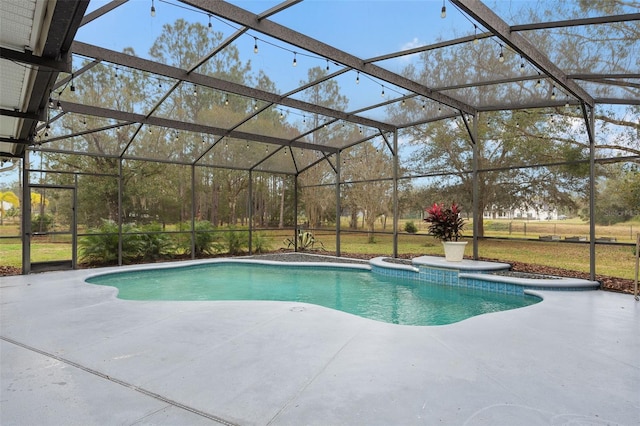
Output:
[[424, 202, 467, 261]]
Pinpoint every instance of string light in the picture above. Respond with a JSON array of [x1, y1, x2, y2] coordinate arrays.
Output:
[[519, 56, 525, 73], [70, 73, 75, 92], [326, 59, 329, 71], [535, 72, 541, 88], [279, 110, 284, 120], [224, 95, 229, 106], [381, 85, 385, 97], [551, 85, 556, 100], [253, 99, 258, 110], [498, 45, 504, 63], [253, 37, 258, 54], [440, 0, 446, 18], [292, 52, 297, 67], [150, 0, 156, 17], [473, 25, 479, 45], [207, 14, 212, 31], [193, 85, 197, 97], [356, 71, 360, 84]]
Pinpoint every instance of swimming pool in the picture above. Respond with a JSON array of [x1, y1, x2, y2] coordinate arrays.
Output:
[[86, 261, 540, 326]]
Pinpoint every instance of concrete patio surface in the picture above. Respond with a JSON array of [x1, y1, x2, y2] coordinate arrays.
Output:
[[1, 260, 639, 425]]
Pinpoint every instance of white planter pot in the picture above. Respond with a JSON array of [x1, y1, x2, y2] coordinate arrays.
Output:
[[442, 241, 467, 262]]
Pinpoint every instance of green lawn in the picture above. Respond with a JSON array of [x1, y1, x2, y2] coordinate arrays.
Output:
[[1, 228, 636, 280]]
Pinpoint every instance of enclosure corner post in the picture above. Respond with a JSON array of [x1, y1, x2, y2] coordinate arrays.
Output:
[[117, 157, 123, 266], [191, 164, 196, 260], [392, 130, 399, 258], [336, 150, 341, 257], [248, 170, 253, 255], [471, 113, 480, 260], [21, 151, 31, 274]]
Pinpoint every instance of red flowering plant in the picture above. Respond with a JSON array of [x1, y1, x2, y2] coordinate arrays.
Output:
[[424, 202, 465, 242]]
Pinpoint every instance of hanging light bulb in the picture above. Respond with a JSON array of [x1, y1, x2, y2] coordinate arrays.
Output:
[[279, 111, 284, 120], [326, 59, 330, 71], [70, 74, 75, 92], [253, 37, 258, 54], [207, 14, 212, 32], [147, 127, 152, 134], [356, 71, 360, 84], [473, 25, 479, 45], [193, 85, 197, 97], [402, 99, 406, 107], [535, 73, 541, 89], [225, 95, 229, 106], [359, 126, 363, 135], [381, 85, 385, 97], [440, 0, 446, 18], [498, 45, 504, 63], [565, 99, 570, 108], [302, 115, 306, 123], [551, 85, 556, 100], [150, 0, 156, 17], [292, 52, 297, 67], [422, 102, 426, 111], [254, 100, 258, 111], [519, 58, 525, 73], [56, 100, 62, 111]]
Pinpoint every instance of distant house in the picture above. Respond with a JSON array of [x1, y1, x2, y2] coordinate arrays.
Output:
[[483, 203, 561, 220]]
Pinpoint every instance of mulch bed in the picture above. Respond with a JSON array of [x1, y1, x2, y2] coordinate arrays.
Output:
[[2, 251, 636, 295]]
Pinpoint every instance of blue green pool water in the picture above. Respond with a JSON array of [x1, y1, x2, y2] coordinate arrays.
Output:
[[86, 262, 540, 326]]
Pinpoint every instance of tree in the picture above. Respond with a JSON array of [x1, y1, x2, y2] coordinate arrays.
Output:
[[297, 67, 349, 228], [388, 1, 638, 236], [0, 191, 19, 225]]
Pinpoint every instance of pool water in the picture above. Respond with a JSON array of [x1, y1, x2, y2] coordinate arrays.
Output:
[[86, 263, 540, 326]]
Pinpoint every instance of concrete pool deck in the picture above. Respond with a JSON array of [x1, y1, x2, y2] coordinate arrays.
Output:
[[1, 259, 638, 425]]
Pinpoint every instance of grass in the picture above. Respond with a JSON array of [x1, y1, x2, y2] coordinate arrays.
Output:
[[1, 221, 637, 280]]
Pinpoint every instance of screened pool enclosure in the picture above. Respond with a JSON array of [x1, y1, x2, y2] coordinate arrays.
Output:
[[1, 0, 638, 279]]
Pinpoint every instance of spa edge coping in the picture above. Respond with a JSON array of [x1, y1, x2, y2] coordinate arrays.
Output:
[[369, 255, 600, 290]]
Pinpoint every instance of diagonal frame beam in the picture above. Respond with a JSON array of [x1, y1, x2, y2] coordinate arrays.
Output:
[[71, 41, 395, 132], [182, 0, 476, 115], [452, 0, 594, 108]]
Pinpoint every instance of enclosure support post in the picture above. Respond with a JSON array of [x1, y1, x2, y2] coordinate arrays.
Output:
[[248, 170, 253, 255], [72, 174, 78, 269], [293, 175, 298, 252], [191, 164, 196, 259], [392, 129, 399, 258], [336, 150, 341, 257], [582, 104, 597, 282], [472, 113, 479, 260], [117, 158, 123, 266], [21, 151, 31, 274]]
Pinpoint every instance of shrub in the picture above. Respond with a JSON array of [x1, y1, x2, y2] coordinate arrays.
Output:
[[31, 214, 54, 233], [79, 220, 144, 265], [220, 227, 249, 255], [140, 222, 175, 261], [404, 221, 418, 234], [251, 231, 272, 254]]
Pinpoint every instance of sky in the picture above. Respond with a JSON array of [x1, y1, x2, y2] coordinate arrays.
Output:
[[0, 0, 486, 188]]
